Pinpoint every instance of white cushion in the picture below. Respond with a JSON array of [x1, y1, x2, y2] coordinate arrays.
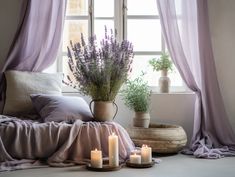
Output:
[[3, 70, 63, 117]]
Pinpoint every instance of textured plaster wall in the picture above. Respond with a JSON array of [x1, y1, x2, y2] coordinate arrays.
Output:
[[208, 0, 235, 131], [0, 0, 21, 67]]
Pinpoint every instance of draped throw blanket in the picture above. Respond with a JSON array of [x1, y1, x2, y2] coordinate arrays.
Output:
[[0, 0, 67, 113], [157, 0, 235, 158], [0, 116, 134, 172]]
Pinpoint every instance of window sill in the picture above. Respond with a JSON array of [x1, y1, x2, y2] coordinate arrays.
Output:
[[62, 86, 195, 95], [62, 86, 78, 93], [150, 91, 195, 95], [149, 86, 192, 94]]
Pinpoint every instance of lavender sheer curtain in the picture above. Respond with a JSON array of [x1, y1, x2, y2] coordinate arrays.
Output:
[[0, 0, 67, 113], [157, 0, 235, 158]]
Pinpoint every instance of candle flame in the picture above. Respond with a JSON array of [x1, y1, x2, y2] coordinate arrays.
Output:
[[95, 148, 97, 151], [111, 132, 115, 136], [134, 153, 137, 156], [142, 144, 148, 148]]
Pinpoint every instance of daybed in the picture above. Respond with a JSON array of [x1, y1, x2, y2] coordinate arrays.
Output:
[[0, 116, 134, 171], [0, 70, 134, 171]]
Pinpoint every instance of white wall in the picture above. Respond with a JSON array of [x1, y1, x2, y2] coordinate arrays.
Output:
[[208, 0, 235, 131], [64, 92, 195, 144], [116, 93, 195, 143], [0, 0, 234, 143]]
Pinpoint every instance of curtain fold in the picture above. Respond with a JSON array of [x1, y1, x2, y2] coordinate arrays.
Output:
[[157, 0, 235, 158], [0, 0, 67, 113]]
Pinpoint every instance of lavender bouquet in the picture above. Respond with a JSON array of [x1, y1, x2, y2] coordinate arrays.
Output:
[[66, 28, 134, 101]]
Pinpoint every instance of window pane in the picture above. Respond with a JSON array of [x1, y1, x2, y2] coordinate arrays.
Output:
[[168, 66, 183, 87], [130, 55, 183, 87], [130, 55, 160, 86], [127, 0, 158, 15], [63, 20, 88, 52], [94, 0, 114, 17], [127, 19, 161, 51], [66, 0, 88, 16], [62, 56, 72, 83], [94, 20, 114, 43]]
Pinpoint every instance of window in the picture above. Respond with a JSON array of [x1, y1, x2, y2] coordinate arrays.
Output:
[[59, 0, 185, 91]]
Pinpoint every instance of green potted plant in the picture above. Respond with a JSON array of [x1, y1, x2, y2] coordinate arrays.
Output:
[[66, 28, 134, 121], [121, 75, 151, 128], [149, 52, 173, 93]]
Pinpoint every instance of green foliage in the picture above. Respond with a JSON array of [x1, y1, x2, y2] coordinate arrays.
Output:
[[66, 28, 133, 101], [120, 76, 151, 112], [149, 52, 173, 72]]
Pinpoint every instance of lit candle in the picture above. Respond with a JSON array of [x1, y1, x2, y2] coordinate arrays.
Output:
[[108, 132, 119, 167], [131, 149, 141, 155], [141, 144, 152, 163], [91, 148, 102, 168], [130, 153, 141, 164]]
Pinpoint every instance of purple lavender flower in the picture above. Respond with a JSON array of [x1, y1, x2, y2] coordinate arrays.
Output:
[[64, 28, 134, 101]]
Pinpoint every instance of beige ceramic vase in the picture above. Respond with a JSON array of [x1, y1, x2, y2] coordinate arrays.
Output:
[[90, 101, 118, 122], [159, 69, 170, 93], [133, 112, 150, 128]]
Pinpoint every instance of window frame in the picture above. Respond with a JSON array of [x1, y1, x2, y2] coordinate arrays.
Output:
[[59, 0, 188, 93]]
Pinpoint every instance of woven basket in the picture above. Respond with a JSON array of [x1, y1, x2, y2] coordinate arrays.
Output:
[[127, 124, 187, 154]]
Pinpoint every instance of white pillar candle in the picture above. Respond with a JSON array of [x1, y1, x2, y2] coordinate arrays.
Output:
[[108, 132, 119, 167], [131, 149, 141, 155], [141, 144, 152, 163], [91, 148, 103, 168], [130, 153, 141, 164]]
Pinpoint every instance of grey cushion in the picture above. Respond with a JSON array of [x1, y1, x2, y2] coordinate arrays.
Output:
[[3, 70, 62, 117], [30, 94, 93, 122]]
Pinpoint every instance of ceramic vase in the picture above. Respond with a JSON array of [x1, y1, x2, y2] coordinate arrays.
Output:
[[90, 100, 118, 122], [159, 69, 170, 93], [133, 112, 150, 128]]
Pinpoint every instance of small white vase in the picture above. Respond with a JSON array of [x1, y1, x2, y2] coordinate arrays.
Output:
[[133, 112, 150, 128], [159, 69, 170, 93]]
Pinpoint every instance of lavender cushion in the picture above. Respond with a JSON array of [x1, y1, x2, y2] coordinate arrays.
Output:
[[30, 94, 93, 122]]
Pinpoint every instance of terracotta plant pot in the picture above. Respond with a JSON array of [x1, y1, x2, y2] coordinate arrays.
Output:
[[133, 112, 150, 128], [90, 100, 118, 122]]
